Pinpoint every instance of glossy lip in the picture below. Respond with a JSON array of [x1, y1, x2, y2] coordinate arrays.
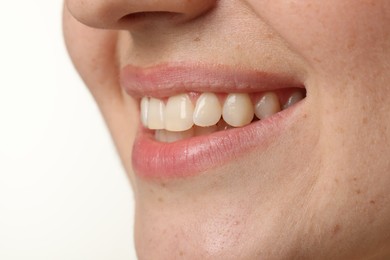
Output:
[[120, 63, 304, 99], [120, 63, 305, 179]]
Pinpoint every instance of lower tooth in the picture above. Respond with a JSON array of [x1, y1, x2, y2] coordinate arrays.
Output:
[[155, 128, 194, 143], [194, 125, 218, 136], [217, 120, 234, 131], [283, 91, 305, 109], [155, 129, 166, 142]]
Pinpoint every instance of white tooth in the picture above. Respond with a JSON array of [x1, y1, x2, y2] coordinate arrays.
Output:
[[140, 97, 149, 127], [155, 128, 194, 143], [193, 93, 222, 127], [254, 92, 281, 120], [165, 94, 194, 132], [148, 98, 165, 130], [283, 91, 304, 109], [222, 93, 254, 127], [194, 125, 218, 136]]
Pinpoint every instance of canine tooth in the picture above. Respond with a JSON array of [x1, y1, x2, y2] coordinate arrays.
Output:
[[222, 93, 254, 127], [155, 129, 194, 143], [148, 98, 165, 130], [283, 91, 304, 109], [254, 92, 281, 119], [194, 125, 218, 136], [193, 93, 222, 127], [140, 97, 149, 127], [165, 94, 194, 132]]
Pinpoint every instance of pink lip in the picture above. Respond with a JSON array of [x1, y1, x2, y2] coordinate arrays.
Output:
[[120, 63, 304, 98], [120, 63, 305, 179]]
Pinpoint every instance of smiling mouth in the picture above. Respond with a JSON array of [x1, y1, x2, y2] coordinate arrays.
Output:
[[140, 89, 305, 143], [121, 63, 306, 178]]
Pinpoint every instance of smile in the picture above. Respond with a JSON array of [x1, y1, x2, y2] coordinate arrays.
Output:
[[140, 90, 304, 142], [121, 63, 306, 178]]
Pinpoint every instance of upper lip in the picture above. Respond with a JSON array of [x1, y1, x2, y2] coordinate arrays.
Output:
[[120, 62, 305, 99]]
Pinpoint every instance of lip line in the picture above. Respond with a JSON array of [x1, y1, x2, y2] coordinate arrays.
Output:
[[120, 62, 305, 99], [125, 62, 306, 179], [132, 99, 304, 179]]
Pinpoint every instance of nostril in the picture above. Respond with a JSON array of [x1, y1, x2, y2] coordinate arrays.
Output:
[[119, 11, 183, 24], [66, 0, 217, 30]]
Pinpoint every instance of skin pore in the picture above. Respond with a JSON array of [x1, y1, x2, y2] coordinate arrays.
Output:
[[64, 1, 390, 259]]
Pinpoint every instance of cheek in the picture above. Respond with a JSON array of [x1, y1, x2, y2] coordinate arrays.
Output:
[[247, 0, 390, 74], [64, 7, 138, 179]]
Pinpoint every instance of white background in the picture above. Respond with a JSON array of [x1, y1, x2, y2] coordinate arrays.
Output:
[[0, 1, 136, 259]]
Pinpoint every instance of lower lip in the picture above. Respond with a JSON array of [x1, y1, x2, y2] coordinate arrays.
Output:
[[132, 103, 303, 179]]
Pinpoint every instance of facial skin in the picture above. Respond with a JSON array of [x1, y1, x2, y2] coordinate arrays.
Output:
[[64, 1, 390, 259]]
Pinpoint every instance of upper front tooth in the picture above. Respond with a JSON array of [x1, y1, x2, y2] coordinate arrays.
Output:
[[140, 97, 149, 127], [254, 92, 281, 119], [193, 93, 222, 127], [148, 98, 165, 129], [222, 93, 254, 127], [165, 94, 194, 132], [283, 91, 304, 109]]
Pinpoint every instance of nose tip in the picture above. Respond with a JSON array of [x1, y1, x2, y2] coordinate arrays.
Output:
[[66, 0, 217, 29]]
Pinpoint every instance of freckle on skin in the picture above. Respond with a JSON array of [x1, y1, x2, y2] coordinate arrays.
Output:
[[370, 200, 376, 205], [158, 197, 164, 203], [336, 127, 344, 134], [194, 37, 201, 42], [356, 189, 361, 194], [312, 57, 322, 63], [347, 40, 356, 50], [265, 33, 274, 39], [333, 224, 341, 236]]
